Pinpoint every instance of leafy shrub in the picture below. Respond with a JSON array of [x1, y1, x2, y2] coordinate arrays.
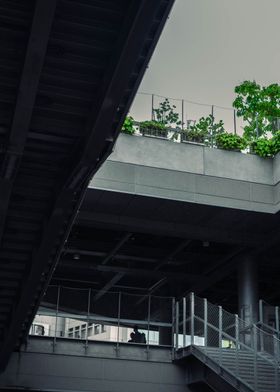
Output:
[[184, 115, 224, 145], [216, 133, 247, 151], [140, 120, 168, 137], [250, 138, 273, 158], [121, 116, 135, 135], [182, 128, 206, 143], [140, 120, 166, 131], [153, 98, 181, 127], [271, 131, 280, 156]]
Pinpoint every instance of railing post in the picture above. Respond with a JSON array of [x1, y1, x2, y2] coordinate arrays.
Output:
[[175, 301, 179, 350], [218, 306, 222, 365], [211, 105, 214, 147], [190, 293, 195, 345], [183, 297, 186, 347], [116, 292, 121, 355], [171, 297, 176, 356], [235, 314, 240, 379], [259, 300, 264, 324], [275, 306, 279, 336], [204, 298, 208, 348], [253, 325, 258, 392], [53, 285, 60, 351], [275, 334, 280, 392], [147, 294, 151, 358], [259, 300, 264, 352], [151, 94, 154, 121], [233, 109, 237, 135], [181, 99, 184, 130], [85, 288, 91, 353]]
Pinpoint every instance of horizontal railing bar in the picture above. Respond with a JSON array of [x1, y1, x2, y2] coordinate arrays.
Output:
[[36, 310, 172, 328]]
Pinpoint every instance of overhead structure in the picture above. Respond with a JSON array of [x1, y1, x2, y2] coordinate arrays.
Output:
[[0, 0, 175, 370]]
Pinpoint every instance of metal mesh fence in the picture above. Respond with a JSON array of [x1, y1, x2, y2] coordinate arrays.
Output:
[[177, 293, 280, 391], [31, 285, 174, 347]]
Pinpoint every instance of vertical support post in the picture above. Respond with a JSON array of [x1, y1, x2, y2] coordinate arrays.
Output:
[[116, 292, 121, 354], [235, 314, 240, 378], [218, 306, 222, 365], [171, 298, 175, 356], [211, 105, 214, 147], [53, 285, 60, 351], [238, 256, 259, 326], [151, 94, 154, 120], [275, 334, 280, 392], [253, 325, 258, 392], [85, 288, 91, 353], [259, 300, 263, 324], [275, 306, 279, 335], [181, 99, 184, 130], [234, 109, 237, 135], [204, 298, 208, 348], [259, 300, 264, 351], [175, 301, 179, 350], [147, 294, 151, 358], [183, 297, 186, 347], [190, 293, 195, 345]]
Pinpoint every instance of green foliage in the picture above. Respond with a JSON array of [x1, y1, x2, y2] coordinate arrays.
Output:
[[140, 120, 166, 131], [216, 133, 247, 151], [270, 131, 280, 156], [140, 120, 168, 137], [184, 115, 224, 145], [121, 116, 135, 135], [153, 98, 181, 127], [233, 80, 280, 139], [250, 138, 273, 158]]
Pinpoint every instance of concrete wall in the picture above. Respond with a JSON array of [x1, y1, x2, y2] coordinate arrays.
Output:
[[0, 337, 188, 392], [90, 134, 280, 213]]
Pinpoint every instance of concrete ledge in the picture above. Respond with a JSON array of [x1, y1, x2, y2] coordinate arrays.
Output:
[[0, 337, 188, 392], [89, 134, 280, 213]]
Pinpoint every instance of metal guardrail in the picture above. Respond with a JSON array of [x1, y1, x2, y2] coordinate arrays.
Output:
[[259, 299, 280, 338], [29, 285, 175, 354], [176, 293, 280, 392]]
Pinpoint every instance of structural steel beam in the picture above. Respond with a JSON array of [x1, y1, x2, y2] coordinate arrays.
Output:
[[0, 0, 57, 245], [77, 210, 265, 247], [60, 260, 208, 283]]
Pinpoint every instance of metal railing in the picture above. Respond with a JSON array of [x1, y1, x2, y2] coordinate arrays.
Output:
[[29, 285, 175, 354], [258, 299, 280, 338], [175, 293, 280, 392]]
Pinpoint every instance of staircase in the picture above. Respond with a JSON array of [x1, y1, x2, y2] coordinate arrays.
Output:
[[201, 347, 279, 391], [175, 294, 280, 392]]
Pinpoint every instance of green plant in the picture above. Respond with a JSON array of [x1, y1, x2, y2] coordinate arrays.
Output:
[[233, 80, 280, 140], [140, 120, 168, 137], [270, 131, 280, 156], [153, 98, 181, 127], [216, 133, 247, 151], [121, 116, 135, 135], [250, 138, 273, 158], [140, 120, 166, 131], [184, 115, 224, 145]]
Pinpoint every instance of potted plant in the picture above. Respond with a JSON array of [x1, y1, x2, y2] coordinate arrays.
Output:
[[121, 116, 135, 135], [216, 132, 247, 152], [181, 115, 224, 145], [140, 98, 181, 139], [139, 120, 168, 138]]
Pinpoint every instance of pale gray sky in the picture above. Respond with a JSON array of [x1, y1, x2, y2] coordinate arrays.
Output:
[[130, 0, 280, 132]]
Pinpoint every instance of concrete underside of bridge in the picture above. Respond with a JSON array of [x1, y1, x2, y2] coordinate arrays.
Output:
[[48, 134, 280, 320], [0, 337, 188, 392]]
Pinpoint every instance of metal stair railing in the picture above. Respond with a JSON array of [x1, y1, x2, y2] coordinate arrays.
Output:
[[175, 293, 280, 392], [258, 299, 280, 339]]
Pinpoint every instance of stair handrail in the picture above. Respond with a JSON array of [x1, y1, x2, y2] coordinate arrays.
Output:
[[259, 298, 280, 336], [176, 293, 280, 392]]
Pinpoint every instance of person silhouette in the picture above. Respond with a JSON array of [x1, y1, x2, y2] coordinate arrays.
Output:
[[128, 332, 135, 342]]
